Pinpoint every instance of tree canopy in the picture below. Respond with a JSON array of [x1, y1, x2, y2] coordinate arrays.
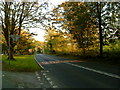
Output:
[[49, 2, 120, 56], [0, 1, 48, 59]]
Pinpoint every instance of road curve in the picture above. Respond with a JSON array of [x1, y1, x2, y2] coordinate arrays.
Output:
[[35, 54, 120, 88]]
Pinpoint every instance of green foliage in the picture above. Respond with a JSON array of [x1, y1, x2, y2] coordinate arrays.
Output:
[[49, 2, 119, 57], [101, 2, 120, 44], [33, 41, 45, 54], [14, 30, 36, 55], [103, 40, 120, 57], [52, 2, 99, 55], [0, 1, 48, 59], [44, 26, 79, 54], [2, 55, 41, 72]]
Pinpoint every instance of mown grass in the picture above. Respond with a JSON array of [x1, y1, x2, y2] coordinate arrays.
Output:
[[2, 55, 41, 72]]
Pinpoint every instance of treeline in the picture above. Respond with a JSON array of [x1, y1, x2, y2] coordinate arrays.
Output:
[[44, 2, 120, 60], [1, 1, 119, 61], [2, 29, 44, 55], [0, 1, 48, 59]]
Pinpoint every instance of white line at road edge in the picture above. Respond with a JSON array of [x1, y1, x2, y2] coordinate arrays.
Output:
[[66, 62, 120, 79], [34, 56, 45, 70]]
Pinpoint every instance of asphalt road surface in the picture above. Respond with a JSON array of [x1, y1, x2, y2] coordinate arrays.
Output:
[[35, 54, 120, 88]]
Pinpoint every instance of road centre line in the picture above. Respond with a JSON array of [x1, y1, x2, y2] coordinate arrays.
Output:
[[66, 62, 120, 79]]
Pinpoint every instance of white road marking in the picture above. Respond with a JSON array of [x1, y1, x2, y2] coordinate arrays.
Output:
[[18, 83, 24, 88], [43, 73, 46, 76], [45, 70, 49, 73], [37, 76, 41, 79], [46, 78, 51, 81], [53, 86, 58, 88], [35, 72, 39, 76], [49, 81, 53, 85], [41, 71, 44, 73], [45, 75, 47, 78], [18, 86, 24, 88], [66, 62, 120, 79], [34, 56, 45, 70]]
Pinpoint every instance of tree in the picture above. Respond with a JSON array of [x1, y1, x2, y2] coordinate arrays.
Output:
[[1, 34, 8, 55], [51, 2, 120, 56], [96, 2, 120, 56], [52, 2, 99, 55], [101, 2, 120, 43], [0, 1, 48, 59], [96, 2, 103, 57], [14, 29, 36, 55], [44, 26, 67, 53]]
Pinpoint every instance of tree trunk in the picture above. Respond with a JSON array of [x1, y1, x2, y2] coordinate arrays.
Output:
[[97, 2, 103, 57], [82, 48, 86, 56], [7, 37, 15, 60], [49, 43, 53, 52], [7, 46, 15, 60]]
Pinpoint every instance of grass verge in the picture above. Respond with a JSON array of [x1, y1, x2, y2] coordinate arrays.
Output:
[[2, 55, 41, 72]]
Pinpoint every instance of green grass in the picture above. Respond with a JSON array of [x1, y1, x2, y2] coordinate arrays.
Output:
[[2, 55, 42, 72]]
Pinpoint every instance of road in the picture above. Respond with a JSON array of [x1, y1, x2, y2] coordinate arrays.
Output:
[[35, 54, 120, 88]]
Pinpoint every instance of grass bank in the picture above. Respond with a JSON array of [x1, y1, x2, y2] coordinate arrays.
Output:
[[2, 55, 41, 72]]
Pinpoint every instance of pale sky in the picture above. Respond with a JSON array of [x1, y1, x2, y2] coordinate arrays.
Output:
[[29, 28, 45, 42], [29, 0, 66, 42], [49, 0, 66, 5]]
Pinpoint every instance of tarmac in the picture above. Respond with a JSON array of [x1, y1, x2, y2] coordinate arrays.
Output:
[[2, 70, 52, 88]]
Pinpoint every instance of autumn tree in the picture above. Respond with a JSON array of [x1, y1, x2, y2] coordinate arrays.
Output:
[[51, 2, 120, 56], [33, 41, 45, 54], [0, 1, 48, 59], [52, 2, 99, 55], [44, 26, 68, 54], [14, 29, 36, 55]]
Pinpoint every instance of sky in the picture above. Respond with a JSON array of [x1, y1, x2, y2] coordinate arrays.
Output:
[[29, 28, 46, 42], [29, 0, 66, 42]]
